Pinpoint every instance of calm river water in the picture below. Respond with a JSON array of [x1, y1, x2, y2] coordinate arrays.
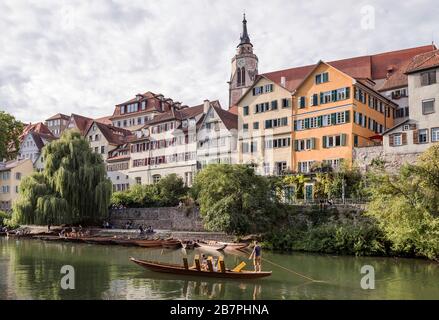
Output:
[[0, 237, 438, 300]]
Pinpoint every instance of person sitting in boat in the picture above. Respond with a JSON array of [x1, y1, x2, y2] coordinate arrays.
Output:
[[249, 241, 262, 272], [201, 254, 208, 271], [139, 225, 144, 235]]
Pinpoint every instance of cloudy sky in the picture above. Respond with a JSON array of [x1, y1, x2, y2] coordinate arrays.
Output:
[[1, 0, 438, 123]]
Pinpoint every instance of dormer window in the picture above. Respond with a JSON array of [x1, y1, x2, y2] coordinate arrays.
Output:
[[121, 106, 125, 114], [182, 120, 188, 128]]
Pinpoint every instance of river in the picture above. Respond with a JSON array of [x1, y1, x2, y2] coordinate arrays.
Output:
[[0, 237, 438, 300]]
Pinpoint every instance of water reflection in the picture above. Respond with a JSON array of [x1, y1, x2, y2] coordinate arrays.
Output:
[[1, 238, 438, 300]]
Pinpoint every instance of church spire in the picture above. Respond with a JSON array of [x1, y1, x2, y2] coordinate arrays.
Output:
[[239, 13, 252, 47]]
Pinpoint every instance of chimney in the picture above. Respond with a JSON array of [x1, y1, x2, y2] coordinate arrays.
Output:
[[280, 76, 286, 87], [203, 99, 210, 114]]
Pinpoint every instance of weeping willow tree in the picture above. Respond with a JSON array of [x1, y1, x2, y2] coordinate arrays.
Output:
[[13, 130, 112, 225]]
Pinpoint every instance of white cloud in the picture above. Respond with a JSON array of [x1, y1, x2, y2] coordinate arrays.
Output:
[[0, 0, 438, 123]]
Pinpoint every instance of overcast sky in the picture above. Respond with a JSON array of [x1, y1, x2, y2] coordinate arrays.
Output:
[[1, 0, 438, 123]]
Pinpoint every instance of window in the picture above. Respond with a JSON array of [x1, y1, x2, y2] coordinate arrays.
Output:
[[252, 86, 264, 96], [418, 129, 429, 143], [282, 98, 291, 108], [152, 175, 161, 183], [299, 96, 306, 108], [15, 172, 21, 180], [295, 138, 316, 151], [323, 134, 347, 148], [94, 147, 99, 153], [422, 99, 435, 114], [354, 135, 359, 147], [264, 84, 274, 93], [315, 72, 329, 84], [184, 172, 193, 186], [421, 70, 437, 86], [243, 123, 248, 131], [101, 146, 105, 154], [243, 106, 249, 116], [15, 186, 19, 193], [120, 106, 125, 114], [253, 122, 259, 130], [431, 128, 439, 142], [393, 134, 402, 146]]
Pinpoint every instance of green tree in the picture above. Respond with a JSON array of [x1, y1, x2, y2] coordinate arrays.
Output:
[[366, 145, 439, 260], [193, 164, 281, 235], [12, 130, 112, 225], [110, 174, 187, 208], [0, 111, 24, 160]]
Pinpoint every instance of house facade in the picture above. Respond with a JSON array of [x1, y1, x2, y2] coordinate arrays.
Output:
[[128, 101, 209, 186], [197, 101, 238, 168], [45, 113, 70, 137], [0, 159, 33, 211], [383, 50, 439, 157]]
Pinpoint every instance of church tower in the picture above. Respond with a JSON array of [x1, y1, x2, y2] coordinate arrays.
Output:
[[229, 14, 259, 107]]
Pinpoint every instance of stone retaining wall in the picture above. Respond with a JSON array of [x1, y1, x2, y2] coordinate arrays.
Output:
[[109, 206, 205, 231]]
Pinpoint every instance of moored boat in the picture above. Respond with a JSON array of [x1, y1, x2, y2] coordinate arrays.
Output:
[[222, 242, 250, 250], [195, 241, 227, 251], [181, 241, 195, 250], [130, 257, 272, 279], [161, 239, 182, 249], [133, 239, 165, 248]]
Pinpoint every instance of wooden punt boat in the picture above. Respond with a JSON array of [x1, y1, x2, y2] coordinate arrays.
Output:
[[133, 239, 165, 248], [81, 237, 115, 245], [195, 241, 227, 251], [110, 238, 140, 246], [130, 257, 272, 279], [222, 242, 249, 250], [161, 239, 182, 249]]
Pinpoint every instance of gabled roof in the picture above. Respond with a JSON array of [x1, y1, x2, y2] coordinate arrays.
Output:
[[69, 114, 93, 135], [212, 105, 238, 131], [45, 113, 70, 121], [28, 131, 56, 151], [383, 119, 410, 135], [405, 49, 439, 74], [20, 122, 53, 141], [94, 115, 113, 125], [86, 121, 133, 145], [377, 59, 411, 91]]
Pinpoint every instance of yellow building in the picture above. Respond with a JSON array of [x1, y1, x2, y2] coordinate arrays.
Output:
[[292, 61, 396, 172], [237, 76, 293, 175], [0, 159, 33, 211]]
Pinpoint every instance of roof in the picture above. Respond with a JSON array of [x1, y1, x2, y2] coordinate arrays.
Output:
[[261, 45, 436, 92], [228, 105, 238, 115], [0, 159, 32, 172], [88, 121, 133, 145], [94, 115, 113, 125], [212, 105, 238, 131], [28, 131, 56, 151], [45, 113, 70, 121], [69, 114, 93, 135], [383, 119, 410, 135], [405, 49, 439, 74], [378, 59, 411, 91]]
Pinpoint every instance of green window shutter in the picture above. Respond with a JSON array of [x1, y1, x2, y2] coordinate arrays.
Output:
[[293, 120, 297, 131], [320, 92, 324, 104], [341, 134, 347, 146], [322, 136, 327, 148], [313, 94, 318, 106], [304, 118, 310, 129], [331, 90, 337, 102], [294, 140, 299, 151], [346, 87, 350, 99], [331, 113, 336, 124], [323, 72, 329, 82], [345, 110, 350, 123], [317, 116, 322, 127]]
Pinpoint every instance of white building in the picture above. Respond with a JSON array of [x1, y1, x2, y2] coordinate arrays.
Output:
[[197, 101, 238, 168], [383, 50, 439, 158], [18, 131, 56, 169], [128, 101, 209, 186]]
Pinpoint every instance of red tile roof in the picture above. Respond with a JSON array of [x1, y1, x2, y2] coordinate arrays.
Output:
[[20, 122, 54, 141], [69, 114, 93, 135], [45, 113, 70, 121], [228, 105, 238, 115], [94, 115, 113, 125], [405, 49, 439, 74], [262, 45, 436, 92], [88, 121, 133, 145], [213, 105, 238, 131]]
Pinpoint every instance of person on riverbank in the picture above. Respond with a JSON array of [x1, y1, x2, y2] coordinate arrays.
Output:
[[249, 241, 262, 272]]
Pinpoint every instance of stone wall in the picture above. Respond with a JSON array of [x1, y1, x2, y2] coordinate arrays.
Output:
[[109, 206, 205, 231], [353, 145, 420, 173]]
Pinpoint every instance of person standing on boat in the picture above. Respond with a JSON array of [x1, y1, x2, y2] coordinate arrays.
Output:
[[249, 241, 262, 272]]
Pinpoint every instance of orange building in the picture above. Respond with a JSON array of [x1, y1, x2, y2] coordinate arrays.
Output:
[[292, 62, 396, 172]]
